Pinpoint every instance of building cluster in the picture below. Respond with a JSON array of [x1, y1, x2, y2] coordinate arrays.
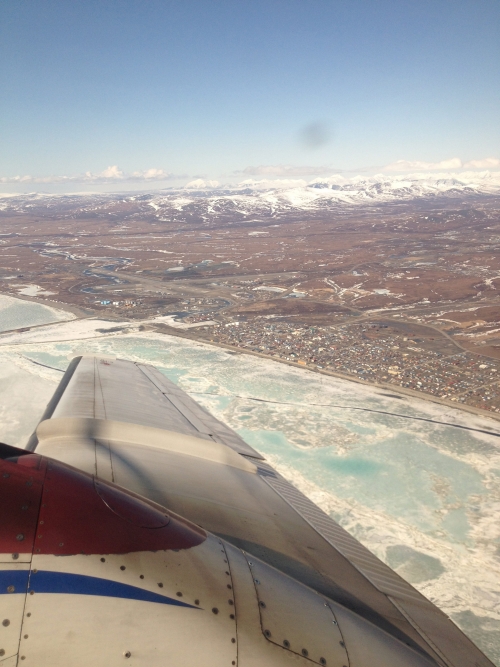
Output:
[[97, 299, 138, 307], [207, 319, 500, 413]]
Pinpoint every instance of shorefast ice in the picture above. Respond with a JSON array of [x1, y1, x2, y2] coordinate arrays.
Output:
[[0, 324, 499, 665], [0, 294, 74, 332]]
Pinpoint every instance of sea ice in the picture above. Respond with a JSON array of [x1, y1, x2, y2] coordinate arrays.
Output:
[[0, 294, 74, 332], [0, 310, 498, 664]]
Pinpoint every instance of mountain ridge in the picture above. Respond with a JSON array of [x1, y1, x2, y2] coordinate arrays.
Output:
[[1, 171, 500, 220]]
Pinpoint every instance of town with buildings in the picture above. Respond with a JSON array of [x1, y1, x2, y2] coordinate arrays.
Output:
[[1, 186, 500, 416]]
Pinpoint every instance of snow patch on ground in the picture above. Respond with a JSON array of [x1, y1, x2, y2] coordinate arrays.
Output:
[[17, 284, 56, 297]]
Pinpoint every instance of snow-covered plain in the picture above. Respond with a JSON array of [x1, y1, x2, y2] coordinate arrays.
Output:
[[0, 302, 499, 664]]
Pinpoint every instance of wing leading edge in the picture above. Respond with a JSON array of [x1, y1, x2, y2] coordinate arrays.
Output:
[[26, 355, 494, 667]]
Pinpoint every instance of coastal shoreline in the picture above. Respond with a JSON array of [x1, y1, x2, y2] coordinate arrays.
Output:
[[151, 323, 500, 426], [1, 289, 499, 426], [1, 294, 499, 664], [0, 289, 93, 318]]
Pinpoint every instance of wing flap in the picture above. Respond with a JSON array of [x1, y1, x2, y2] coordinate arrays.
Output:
[[35, 417, 257, 473]]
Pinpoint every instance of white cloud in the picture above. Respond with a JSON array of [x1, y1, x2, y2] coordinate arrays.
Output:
[[98, 165, 124, 179], [238, 164, 336, 176], [384, 158, 463, 172], [237, 178, 308, 189], [463, 157, 500, 169], [131, 168, 173, 180], [0, 166, 176, 185], [184, 179, 220, 189], [383, 157, 500, 172]]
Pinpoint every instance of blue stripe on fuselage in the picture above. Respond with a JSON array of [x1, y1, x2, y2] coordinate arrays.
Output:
[[0, 569, 30, 594], [1, 569, 197, 608]]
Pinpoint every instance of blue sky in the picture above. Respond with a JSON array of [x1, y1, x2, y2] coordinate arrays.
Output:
[[1, 0, 499, 191]]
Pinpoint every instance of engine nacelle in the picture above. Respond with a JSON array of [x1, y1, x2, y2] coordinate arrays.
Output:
[[0, 446, 437, 667]]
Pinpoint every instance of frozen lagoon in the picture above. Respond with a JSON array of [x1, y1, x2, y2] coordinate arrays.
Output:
[[0, 293, 74, 332], [0, 307, 499, 664]]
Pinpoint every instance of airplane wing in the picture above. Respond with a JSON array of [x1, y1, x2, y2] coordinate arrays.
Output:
[[1, 355, 493, 667]]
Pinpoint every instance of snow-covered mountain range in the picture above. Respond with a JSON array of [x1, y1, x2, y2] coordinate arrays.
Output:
[[1, 171, 500, 220]]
